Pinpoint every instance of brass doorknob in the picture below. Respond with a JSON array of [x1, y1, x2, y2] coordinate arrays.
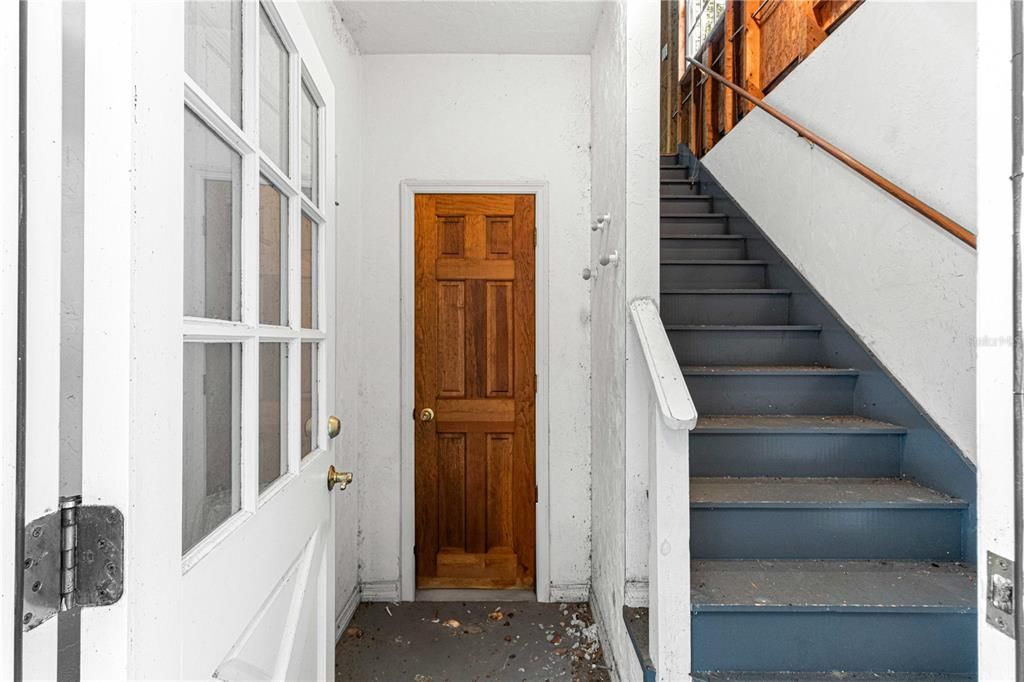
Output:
[[420, 408, 435, 422], [327, 465, 353, 491], [328, 416, 341, 439]]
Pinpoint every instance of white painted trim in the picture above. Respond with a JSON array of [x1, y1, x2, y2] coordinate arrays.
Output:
[[334, 585, 361, 642], [0, 2, 17, 675], [548, 583, 590, 603], [359, 580, 400, 602], [623, 580, 648, 608], [629, 298, 697, 431], [398, 180, 551, 603], [588, 589, 624, 682]]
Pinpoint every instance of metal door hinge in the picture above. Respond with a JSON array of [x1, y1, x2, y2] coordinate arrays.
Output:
[[987, 551, 1016, 639], [22, 496, 123, 631]]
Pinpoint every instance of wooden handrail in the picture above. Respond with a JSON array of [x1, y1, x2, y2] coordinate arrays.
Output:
[[685, 57, 977, 249]]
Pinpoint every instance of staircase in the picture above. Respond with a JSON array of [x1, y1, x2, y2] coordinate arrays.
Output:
[[633, 150, 977, 680]]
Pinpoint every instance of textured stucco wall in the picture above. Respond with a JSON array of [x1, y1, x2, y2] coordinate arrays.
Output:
[[703, 0, 977, 461], [298, 0, 364, 634], [358, 54, 593, 598]]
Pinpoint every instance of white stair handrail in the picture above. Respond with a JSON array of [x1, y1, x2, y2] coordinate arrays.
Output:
[[630, 297, 696, 680], [630, 298, 697, 430]]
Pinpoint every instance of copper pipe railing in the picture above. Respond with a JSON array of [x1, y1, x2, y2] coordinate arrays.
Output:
[[686, 57, 977, 249]]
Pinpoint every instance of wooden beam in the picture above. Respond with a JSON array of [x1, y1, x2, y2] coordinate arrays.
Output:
[[742, 0, 763, 113], [703, 46, 714, 153], [723, 1, 736, 133]]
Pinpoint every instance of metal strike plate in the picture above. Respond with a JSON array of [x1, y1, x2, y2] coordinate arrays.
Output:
[[987, 551, 1016, 639], [76, 505, 124, 608], [22, 511, 61, 631]]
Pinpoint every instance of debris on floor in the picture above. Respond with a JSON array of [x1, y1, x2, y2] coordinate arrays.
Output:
[[336, 601, 611, 681]]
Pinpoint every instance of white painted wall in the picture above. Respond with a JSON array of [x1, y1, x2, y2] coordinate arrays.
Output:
[[298, 0, 364, 635], [703, 0, 978, 461], [357, 53, 593, 599], [588, 0, 630, 675], [588, 0, 661, 678], [976, 0, 1016, 677]]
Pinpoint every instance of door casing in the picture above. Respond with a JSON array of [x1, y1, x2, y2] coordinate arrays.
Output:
[[399, 180, 551, 602]]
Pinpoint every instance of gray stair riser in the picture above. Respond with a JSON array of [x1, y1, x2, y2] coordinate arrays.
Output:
[[689, 432, 903, 477], [661, 238, 746, 260], [691, 508, 963, 560], [662, 197, 714, 214], [661, 217, 729, 235], [691, 611, 976, 674], [661, 182, 701, 197], [661, 293, 790, 325], [685, 373, 857, 415], [669, 328, 818, 365], [660, 155, 679, 167], [661, 167, 691, 180], [661, 263, 766, 289]]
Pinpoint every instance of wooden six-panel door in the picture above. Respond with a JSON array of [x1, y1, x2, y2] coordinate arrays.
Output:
[[414, 194, 536, 590]]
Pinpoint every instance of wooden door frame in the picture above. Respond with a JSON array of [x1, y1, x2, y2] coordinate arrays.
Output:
[[399, 180, 550, 602]]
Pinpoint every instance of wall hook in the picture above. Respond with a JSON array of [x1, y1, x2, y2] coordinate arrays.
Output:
[[599, 250, 620, 267], [591, 213, 611, 231]]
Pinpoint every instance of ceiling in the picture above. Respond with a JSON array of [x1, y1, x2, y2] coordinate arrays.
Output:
[[331, 0, 609, 55]]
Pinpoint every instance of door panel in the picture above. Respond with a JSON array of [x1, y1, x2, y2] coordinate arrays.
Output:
[[415, 194, 536, 590]]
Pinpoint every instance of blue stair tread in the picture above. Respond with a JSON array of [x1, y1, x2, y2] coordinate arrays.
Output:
[[662, 288, 791, 294], [661, 234, 745, 239], [661, 178, 698, 184], [661, 259, 766, 265], [695, 415, 905, 433], [693, 673, 977, 681], [667, 324, 821, 331], [682, 365, 857, 376], [691, 477, 966, 508], [692, 560, 976, 613]]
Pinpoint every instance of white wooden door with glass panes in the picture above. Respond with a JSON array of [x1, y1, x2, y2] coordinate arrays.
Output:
[[179, 1, 339, 679], [10, 2, 338, 677]]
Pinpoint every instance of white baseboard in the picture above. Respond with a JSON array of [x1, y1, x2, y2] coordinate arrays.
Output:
[[334, 585, 361, 643], [589, 591, 622, 682], [359, 579, 400, 602], [549, 582, 590, 602], [624, 580, 648, 607]]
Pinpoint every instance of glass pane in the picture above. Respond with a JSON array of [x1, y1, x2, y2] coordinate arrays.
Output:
[[185, 1, 242, 125], [184, 109, 241, 320], [301, 214, 318, 329], [300, 82, 318, 203], [301, 342, 318, 457], [259, 177, 288, 325], [182, 343, 241, 554], [259, 8, 289, 173], [259, 343, 288, 492]]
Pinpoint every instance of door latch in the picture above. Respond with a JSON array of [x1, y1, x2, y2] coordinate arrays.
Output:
[[22, 496, 123, 631], [987, 551, 1016, 639]]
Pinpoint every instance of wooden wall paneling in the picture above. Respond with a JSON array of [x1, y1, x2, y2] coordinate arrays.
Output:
[[813, 0, 861, 33]]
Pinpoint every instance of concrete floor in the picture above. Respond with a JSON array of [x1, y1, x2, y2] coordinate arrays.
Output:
[[336, 601, 612, 681]]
